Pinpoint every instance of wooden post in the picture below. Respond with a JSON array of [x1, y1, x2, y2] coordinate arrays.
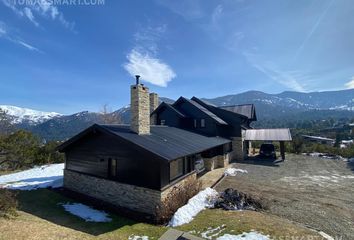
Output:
[[280, 141, 285, 160]]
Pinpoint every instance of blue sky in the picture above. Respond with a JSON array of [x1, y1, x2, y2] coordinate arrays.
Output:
[[1, 0, 354, 114]]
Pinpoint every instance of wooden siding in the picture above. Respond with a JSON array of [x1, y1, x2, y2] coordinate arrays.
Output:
[[65, 131, 163, 190]]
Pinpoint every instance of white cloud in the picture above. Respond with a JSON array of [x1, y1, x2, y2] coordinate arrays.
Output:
[[124, 49, 176, 87], [24, 7, 39, 26], [244, 52, 306, 92], [15, 39, 41, 52], [345, 77, 354, 89], [0, 22, 6, 36], [1, 0, 74, 30], [0, 21, 42, 53], [124, 24, 176, 87]]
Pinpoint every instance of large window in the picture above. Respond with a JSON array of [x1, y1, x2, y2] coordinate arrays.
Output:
[[170, 158, 184, 181]]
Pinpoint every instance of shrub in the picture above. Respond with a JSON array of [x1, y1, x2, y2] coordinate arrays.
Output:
[[0, 189, 17, 218], [155, 176, 201, 224]]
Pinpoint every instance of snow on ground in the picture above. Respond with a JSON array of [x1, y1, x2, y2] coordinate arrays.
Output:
[[128, 235, 149, 240], [216, 231, 271, 240], [0, 163, 64, 190], [224, 168, 248, 176], [168, 187, 219, 227], [61, 203, 112, 222], [201, 225, 226, 239], [279, 173, 354, 188]]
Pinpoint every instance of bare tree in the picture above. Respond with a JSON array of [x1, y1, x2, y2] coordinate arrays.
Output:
[[100, 104, 122, 124]]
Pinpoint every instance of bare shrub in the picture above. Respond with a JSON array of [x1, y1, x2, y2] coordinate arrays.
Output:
[[155, 177, 201, 224], [0, 189, 17, 218]]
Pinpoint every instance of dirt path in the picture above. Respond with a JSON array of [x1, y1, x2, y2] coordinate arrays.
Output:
[[215, 154, 354, 240]]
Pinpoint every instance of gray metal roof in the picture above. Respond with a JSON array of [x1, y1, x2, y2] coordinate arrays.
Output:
[[220, 104, 256, 120], [245, 128, 292, 141], [101, 125, 230, 161], [175, 97, 228, 125]]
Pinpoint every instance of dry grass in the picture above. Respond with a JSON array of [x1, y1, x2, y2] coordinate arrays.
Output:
[[0, 189, 321, 240]]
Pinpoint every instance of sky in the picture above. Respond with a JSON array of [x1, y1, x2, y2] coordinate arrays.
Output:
[[0, 0, 354, 114]]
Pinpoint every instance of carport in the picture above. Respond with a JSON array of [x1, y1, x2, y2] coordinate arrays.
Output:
[[244, 128, 292, 160]]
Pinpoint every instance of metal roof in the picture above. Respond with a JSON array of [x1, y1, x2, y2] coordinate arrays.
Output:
[[220, 104, 256, 120], [58, 124, 231, 161], [245, 128, 292, 141], [302, 135, 334, 142], [174, 97, 228, 125]]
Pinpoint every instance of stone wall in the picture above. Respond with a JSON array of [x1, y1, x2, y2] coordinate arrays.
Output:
[[64, 169, 198, 220], [216, 153, 230, 168], [64, 169, 161, 215], [130, 84, 150, 135], [204, 156, 218, 171], [161, 172, 197, 201]]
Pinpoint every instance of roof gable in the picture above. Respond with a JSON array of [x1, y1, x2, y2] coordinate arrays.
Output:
[[173, 97, 228, 125], [151, 102, 186, 118]]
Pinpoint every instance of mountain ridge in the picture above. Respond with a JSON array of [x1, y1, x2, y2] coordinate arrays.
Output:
[[1, 89, 353, 140]]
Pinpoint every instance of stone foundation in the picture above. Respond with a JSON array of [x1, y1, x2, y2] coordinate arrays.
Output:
[[204, 153, 230, 171], [216, 153, 230, 168], [64, 169, 197, 219], [204, 156, 217, 171]]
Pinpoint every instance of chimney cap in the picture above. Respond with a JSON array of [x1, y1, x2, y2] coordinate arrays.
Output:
[[135, 75, 141, 85]]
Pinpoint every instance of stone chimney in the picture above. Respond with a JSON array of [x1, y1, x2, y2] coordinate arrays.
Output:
[[130, 75, 150, 135], [149, 93, 159, 125]]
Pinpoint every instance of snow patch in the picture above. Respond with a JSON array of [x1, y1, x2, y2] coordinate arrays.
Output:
[[279, 173, 354, 188], [201, 225, 226, 239], [168, 187, 219, 227], [0, 163, 64, 190], [217, 231, 271, 240], [128, 236, 149, 240], [61, 203, 112, 222], [224, 168, 248, 176]]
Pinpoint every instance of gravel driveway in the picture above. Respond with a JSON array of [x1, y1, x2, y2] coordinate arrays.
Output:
[[215, 154, 354, 240]]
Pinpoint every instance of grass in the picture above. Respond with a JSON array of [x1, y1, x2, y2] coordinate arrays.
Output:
[[0, 188, 321, 240]]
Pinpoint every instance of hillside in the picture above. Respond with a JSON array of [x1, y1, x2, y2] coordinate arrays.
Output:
[[2, 89, 353, 140]]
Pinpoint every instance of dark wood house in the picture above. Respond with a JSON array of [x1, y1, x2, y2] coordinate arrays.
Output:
[[151, 96, 257, 160], [58, 78, 233, 221]]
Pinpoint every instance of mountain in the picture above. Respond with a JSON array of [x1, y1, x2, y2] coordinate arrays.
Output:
[[0, 105, 61, 125], [2, 90, 353, 140], [203, 89, 354, 120]]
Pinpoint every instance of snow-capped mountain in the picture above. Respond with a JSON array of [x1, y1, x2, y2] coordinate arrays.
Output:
[[0, 105, 62, 125]]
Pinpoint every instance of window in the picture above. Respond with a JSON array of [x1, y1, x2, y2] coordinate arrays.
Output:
[[194, 119, 197, 128], [200, 119, 205, 128], [160, 119, 166, 125], [170, 158, 184, 181], [109, 158, 117, 178]]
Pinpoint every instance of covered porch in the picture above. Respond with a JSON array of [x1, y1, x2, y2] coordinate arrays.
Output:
[[244, 129, 292, 160]]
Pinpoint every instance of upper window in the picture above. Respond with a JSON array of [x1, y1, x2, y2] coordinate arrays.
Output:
[[194, 119, 197, 128], [200, 119, 205, 128], [170, 158, 184, 181], [160, 119, 166, 125]]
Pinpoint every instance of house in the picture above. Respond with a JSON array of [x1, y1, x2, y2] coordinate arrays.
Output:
[[57, 76, 234, 221], [151, 96, 257, 161]]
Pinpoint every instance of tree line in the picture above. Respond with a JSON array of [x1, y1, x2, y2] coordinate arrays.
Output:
[[0, 108, 64, 171]]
